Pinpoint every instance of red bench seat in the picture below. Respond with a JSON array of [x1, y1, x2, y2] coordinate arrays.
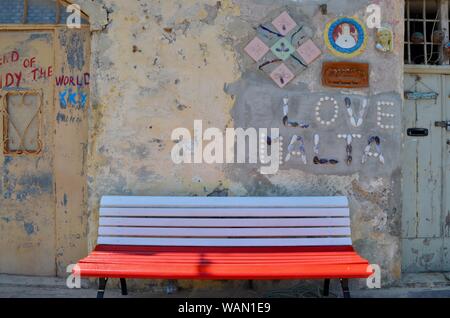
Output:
[[76, 245, 372, 280]]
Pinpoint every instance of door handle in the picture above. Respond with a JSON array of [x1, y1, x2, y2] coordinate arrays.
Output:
[[407, 128, 429, 137]]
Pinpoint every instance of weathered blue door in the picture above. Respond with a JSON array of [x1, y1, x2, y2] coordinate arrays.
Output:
[[403, 71, 450, 272]]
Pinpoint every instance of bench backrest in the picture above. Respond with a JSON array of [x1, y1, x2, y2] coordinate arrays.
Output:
[[98, 196, 352, 247]]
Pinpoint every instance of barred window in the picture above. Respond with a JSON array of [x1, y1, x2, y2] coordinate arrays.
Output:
[[405, 0, 450, 65]]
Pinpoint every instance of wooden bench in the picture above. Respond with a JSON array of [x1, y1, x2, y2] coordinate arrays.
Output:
[[74, 196, 373, 298]]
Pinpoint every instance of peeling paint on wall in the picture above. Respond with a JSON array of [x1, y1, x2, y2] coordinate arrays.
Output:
[[0, 0, 407, 286], [23, 222, 35, 236], [59, 32, 85, 71]]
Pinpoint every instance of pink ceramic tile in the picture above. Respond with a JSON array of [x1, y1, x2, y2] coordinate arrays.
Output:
[[272, 11, 297, 36], [270, 64, 295, 88], [244, 37, 270, 62], [297, 39, 322, 65]]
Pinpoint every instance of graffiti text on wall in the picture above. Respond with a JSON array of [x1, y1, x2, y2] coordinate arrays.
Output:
[[0, 50, 54, 89], [0, 50, 90, 91]]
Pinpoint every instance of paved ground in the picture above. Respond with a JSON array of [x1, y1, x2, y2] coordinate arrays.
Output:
[[0, 273, 449, 298]]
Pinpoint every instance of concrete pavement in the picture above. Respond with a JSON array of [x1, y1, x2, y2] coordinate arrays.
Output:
[[0, 273, 449, 298]]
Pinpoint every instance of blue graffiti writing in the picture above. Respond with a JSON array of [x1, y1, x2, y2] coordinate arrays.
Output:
[[58, 88, 88, 110], [79, 92, 87, 107], [68, 88, 77, 105], [59, 90, 68, 108]]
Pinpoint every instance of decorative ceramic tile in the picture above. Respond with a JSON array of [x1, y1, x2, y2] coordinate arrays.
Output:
[[376, 27, 394, 53], [297, 39, 322, 65], [270, 64, 295, 88], [272, 11, 297, 36], [324, 17, 367, 58], [322, 62, 369, 88], [243, 11, 318, 88], [244, 37, 270, 62], [271, 38, 295, 61]]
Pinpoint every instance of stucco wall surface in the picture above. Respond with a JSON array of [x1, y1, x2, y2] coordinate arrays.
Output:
[[83, 0, 404, 289]]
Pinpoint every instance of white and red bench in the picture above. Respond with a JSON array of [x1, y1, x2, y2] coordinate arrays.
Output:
[[74, 196, 373, 298]]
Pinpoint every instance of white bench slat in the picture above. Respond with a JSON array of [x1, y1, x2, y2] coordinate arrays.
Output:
[[101, 196, 349, 208], [100, 208, 350, 217], [97, 196, 353, 247], [99, 217, 351, 228], [98, 227, 351, 237], [97, 237, 353, 247]]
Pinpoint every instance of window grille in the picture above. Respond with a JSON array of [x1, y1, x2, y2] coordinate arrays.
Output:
[[405, 0, 450, 65], [2, 91, 43, 155]]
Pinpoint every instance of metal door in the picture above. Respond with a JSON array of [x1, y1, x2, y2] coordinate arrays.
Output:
[[0, 30, 55, 275], [403, 72, 450, 272]]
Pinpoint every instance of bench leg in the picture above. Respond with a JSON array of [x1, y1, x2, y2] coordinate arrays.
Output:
[[323, 279, 330, 297], [97, 278, 108, 299], [166, 280, 178, 294], [340, 279, 351, 299], [120, 278, 128, 296]]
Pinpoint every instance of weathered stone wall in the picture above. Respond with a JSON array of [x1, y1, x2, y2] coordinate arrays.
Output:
[[84, 0, 404, 290]]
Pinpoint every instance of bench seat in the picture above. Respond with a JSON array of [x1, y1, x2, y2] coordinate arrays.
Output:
[[74, 196, 373, 298], [76, 245, 371, 280]]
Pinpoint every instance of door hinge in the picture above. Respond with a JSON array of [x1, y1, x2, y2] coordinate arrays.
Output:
[[435, 121, 450, 131]]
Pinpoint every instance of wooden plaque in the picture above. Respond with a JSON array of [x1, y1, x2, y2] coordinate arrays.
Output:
[[322, 62, 369, 88]]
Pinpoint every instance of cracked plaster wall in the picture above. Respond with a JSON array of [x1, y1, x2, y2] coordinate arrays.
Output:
[[85, 0, 404, 289]]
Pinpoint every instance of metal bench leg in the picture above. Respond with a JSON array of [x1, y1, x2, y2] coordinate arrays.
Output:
[[323, 279, 330, 297], [97, 278, 108, 299], [166, 280, 178, 295], [340, 279, 351, 299], [120, 278, 128, 296]]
